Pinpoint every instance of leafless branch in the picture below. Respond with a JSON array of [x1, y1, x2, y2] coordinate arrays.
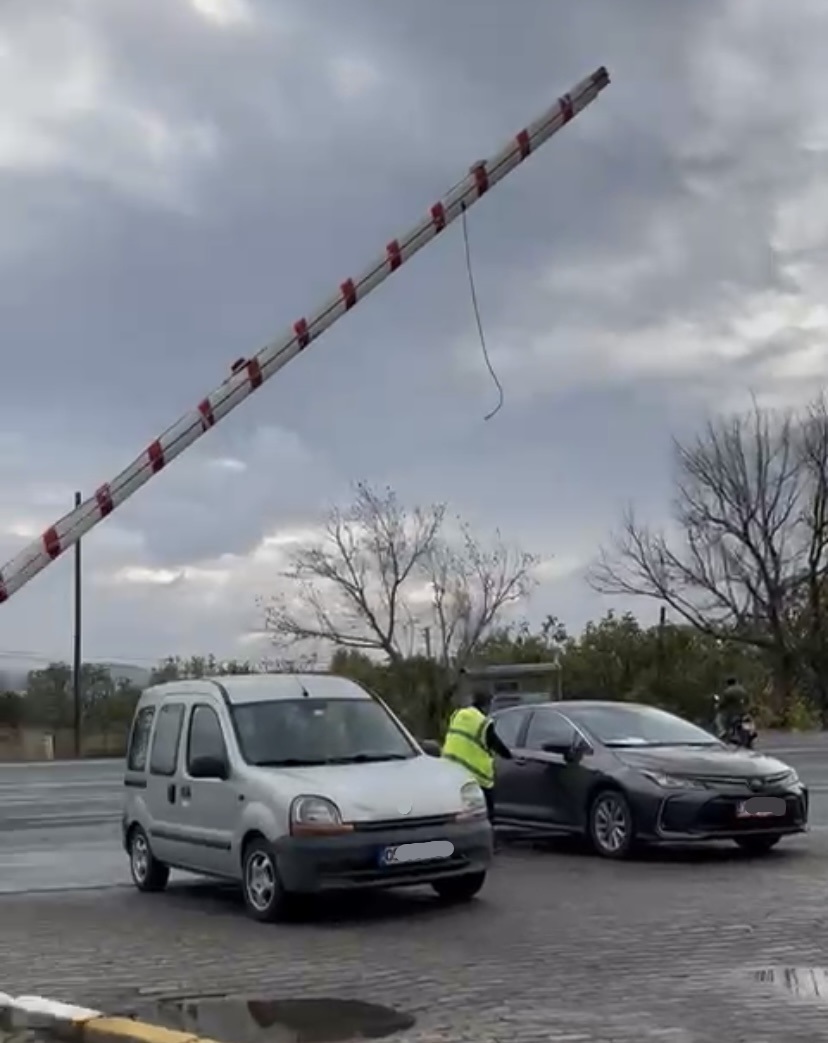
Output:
[[422, 523, 539, 668], [589, 398, 821, 661], [260, 482, 537, 669]]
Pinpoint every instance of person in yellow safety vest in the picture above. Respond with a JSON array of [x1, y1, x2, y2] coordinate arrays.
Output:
[[441, 690, 512, 823]]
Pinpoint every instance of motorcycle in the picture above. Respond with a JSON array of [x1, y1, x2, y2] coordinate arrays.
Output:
[[711, 694, 757, 749], [722, 713, 758, 750]]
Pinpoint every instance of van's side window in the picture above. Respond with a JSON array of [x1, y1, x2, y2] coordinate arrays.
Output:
[[187, 705, 227, 770], [127, 707, 155, 772], [149, 703, 185, 776]]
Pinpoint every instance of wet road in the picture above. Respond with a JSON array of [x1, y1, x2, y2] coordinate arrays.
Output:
[[3, 735, 828, 1043], [0, 759, 126, 893], [1, 733, 827, 894]]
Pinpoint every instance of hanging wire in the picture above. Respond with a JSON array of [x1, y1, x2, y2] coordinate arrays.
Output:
[[460, 201, 504, 421]]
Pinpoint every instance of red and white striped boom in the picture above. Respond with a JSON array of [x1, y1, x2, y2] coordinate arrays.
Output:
[[0, 65, 610, 604]]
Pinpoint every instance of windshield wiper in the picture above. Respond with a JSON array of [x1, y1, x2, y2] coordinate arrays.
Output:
[[254, 758, 332, 767], [605, 741, 719, 749], [254, 753, 412, 767], [323, 752, 412, 764]]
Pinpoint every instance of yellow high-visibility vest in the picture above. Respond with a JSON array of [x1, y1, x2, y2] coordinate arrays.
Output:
[[441, 706, 495, 789]]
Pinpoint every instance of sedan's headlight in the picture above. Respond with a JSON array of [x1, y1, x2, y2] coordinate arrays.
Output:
[[779, 769, 800, 787], [457, 781, 487, 819], [642, 770, 705, 790], [290, 795, 352, 835]]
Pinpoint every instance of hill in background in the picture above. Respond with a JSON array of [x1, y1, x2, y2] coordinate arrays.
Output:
[[0, 660, 151, 693]]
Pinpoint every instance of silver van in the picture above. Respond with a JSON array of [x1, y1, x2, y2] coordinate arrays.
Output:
[[122, 673, 492, 921]]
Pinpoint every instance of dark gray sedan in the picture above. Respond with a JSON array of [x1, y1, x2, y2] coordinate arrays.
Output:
[[490, 700, 808, 858]]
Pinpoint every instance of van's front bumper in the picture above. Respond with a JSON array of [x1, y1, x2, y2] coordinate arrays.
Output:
[[274, 815, 493, 893]]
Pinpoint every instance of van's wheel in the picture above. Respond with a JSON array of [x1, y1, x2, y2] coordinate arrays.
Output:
[[129, 826, 169, 892], [735, 835, 780, 855], [242, 838, 293, 923], [432, 871, 486, 903], [588, 789, 635, 859]]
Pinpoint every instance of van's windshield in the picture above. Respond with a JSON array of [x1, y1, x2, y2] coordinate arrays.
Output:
[[231, 697, 418, 767]]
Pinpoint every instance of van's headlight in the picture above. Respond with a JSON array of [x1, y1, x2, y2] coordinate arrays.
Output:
[[290, 795, 352, 835], [456, 781, 487, 820]]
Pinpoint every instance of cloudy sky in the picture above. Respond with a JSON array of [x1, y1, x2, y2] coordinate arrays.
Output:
[[1, 0, 827, 668]]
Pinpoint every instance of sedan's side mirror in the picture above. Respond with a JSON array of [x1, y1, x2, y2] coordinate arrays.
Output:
[[542, 737, 589, 763], [420, 739, 441, 758], [541, 740, 571, 756], [189, 754, 229, 780], [565, 736, 591, 763]]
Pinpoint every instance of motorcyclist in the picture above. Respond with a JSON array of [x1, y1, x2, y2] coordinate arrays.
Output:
[[719, 677, 753, 743]]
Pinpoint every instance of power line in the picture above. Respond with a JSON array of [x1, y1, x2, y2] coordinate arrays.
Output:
[[0, 647, 236, 666]]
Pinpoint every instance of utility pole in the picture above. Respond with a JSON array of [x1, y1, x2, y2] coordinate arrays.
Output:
[[72, 490, 82, 758], [656, 605, 667, 697]]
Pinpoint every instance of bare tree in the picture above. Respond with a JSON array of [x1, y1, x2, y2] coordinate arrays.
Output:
[[424, 523, 538, 667], [589, 397, 828, 714], [260, 482, 538, 670], [261, 483, 443, 662], [791, 396, 828, 719]]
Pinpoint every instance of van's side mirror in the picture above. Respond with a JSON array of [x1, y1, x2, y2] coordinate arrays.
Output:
[[420, 739, 441, 758], [189, 754, 229, 780]]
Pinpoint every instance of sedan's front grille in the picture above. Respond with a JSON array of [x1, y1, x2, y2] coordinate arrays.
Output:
[[697, 795, 805, 832], [660, 793, 806, 835], [685, 770, 792, 792]]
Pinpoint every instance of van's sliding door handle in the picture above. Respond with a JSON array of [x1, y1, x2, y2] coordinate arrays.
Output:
[[167, 784, 176, 804]]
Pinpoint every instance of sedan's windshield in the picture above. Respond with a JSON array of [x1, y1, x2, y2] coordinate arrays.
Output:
[[565, 704, 720, 748], [231, 697, 417, 767]]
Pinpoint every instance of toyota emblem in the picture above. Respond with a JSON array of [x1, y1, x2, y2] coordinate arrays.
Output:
[[749, 777, 763, 791]]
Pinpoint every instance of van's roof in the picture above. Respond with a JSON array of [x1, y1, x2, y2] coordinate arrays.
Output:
[[146, 673, 371, 705]]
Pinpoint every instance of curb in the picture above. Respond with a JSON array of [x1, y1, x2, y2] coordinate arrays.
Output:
[[0, 994, 218, 1043]]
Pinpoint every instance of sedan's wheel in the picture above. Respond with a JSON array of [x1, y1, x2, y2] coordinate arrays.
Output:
[[588, 789, 634, 859], [432, 871, 486, 903], [129, 826, 169, 892], [735, 835, 780, 855], [242, 839, 292, 923]]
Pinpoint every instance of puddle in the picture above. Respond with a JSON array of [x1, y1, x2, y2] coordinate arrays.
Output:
[[124, 997, 416, 1043], [753, 967, 828, 1003]]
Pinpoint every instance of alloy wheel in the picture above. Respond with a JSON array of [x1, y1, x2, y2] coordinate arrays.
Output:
[[592, 792, 630, 856], [131, 831, 149, 883], [246, 850, 277, 913]]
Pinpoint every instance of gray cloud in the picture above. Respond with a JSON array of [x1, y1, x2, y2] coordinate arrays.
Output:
[[1, 0, 827, 663]]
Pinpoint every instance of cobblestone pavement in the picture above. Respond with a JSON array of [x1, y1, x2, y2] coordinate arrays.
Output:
[[3, 835, 828, 1043], [2, 737, 828, 1043]]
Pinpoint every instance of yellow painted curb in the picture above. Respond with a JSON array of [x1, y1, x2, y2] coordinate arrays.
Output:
[[0, 996, 223, 1043], [81, 1019, 202, 1043]]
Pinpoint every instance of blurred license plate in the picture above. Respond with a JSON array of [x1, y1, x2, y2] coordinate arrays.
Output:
[[379, 840, 454, 866], [736, 797, 786, 818]]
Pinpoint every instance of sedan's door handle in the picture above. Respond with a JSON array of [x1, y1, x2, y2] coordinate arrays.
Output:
[[513, 758, 529, 767]]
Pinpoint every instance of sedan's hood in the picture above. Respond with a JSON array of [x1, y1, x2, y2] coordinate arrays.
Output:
[[259, 755, 472, 822], [614, 745, 791, 779]]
